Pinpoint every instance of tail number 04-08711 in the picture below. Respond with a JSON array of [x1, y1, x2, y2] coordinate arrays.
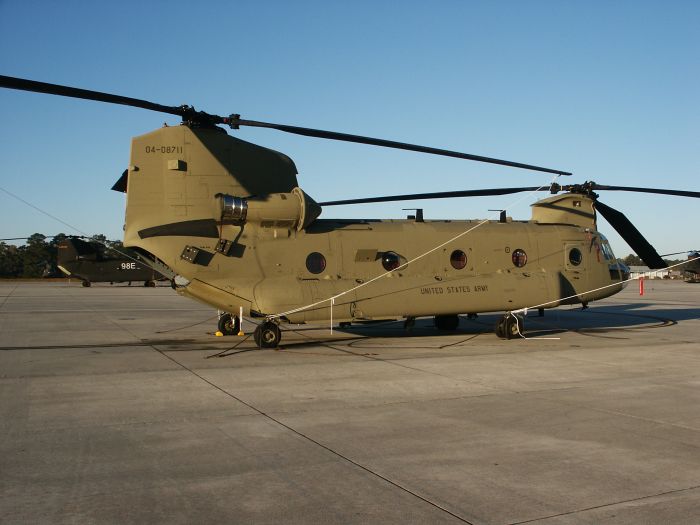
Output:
[[145, 146, 183, 154]]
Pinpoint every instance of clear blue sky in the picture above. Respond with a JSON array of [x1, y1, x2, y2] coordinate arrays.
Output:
[[1, 1, 698, 258]]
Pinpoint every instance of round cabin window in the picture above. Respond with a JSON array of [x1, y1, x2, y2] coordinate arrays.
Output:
[[305, 252, 326, 274], [382, 251, 402, 271], [569, 248, 582, 266], [450, 250, 467, 270], [512, 249, 527, 268]]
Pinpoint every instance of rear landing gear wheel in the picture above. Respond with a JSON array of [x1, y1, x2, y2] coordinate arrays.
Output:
[[495, 314, 524, 339], [434, 314, 459, 330], [144, 280, 156, 287], [254, 321, 281, 348], [218, 313, 240, 336], [81, 280, 91, 287]]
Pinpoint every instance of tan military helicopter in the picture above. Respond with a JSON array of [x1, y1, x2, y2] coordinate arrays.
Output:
[[663, 250, 700, 283], [3, 75, 699, 348]]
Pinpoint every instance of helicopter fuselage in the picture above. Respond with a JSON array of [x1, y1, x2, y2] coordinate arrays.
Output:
[[120, 125, 626, 324], [181, 217, 625, 323]]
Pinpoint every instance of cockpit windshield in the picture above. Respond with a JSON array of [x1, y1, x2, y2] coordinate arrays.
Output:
[[598, 234, 615, 261]]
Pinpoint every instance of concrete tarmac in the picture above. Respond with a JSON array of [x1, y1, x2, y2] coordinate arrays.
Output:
[[1, 280, 699, 524]]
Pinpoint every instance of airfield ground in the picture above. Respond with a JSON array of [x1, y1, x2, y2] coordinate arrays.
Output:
[[1, 280, 699, 524]]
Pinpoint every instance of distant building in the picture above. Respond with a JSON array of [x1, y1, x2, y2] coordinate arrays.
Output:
[[628, 266, 671, 279]]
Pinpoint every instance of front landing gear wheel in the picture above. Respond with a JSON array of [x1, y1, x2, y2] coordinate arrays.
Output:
[[495, 314, 524, 339], [218, 313, 240, 336], [254, 321, 281, 348]]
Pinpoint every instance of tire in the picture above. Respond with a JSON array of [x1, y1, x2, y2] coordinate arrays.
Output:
[[495, 318, 506, 338], [82, 280, 91, 287], [144, 280, 156, 287], [253, 322, 281, 348], [496, 314, 525, 339], [218, 313, 240, 336], [496, 315, 523, 339]]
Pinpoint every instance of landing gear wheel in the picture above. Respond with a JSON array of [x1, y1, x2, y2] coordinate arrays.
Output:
[[495, 314, 524, 339], [434, 314, 459, 330], [81, 280, 91, 287], [144, 280, 156, 287], [218, 313, 240, 336], [254, 321, 281, 348]]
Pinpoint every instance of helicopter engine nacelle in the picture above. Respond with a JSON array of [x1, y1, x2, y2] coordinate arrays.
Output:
[[218, 187, 322, 231]]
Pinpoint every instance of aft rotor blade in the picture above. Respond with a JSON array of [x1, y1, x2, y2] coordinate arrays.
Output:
[[320, 186, 546, 206], [0, 75, 190, 119], [232, 118, 572, 176], [1, 75, 572, 175], [594, 200, 666, 269]]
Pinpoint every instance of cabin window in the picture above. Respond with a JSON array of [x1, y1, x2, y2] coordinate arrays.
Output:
[[569, 248, 583, 266], [512, 249, 527, 268], [305, 252, 326, 274], [450, 250, 467, 270], [382, 251, 402, 271]]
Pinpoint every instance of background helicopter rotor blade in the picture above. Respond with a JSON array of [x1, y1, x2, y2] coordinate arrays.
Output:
[[660, 250, 700, 257], [0, 75, 571, 176], [0, 235, 73, 241], [593, 200, 666, 269], [320, 186, 545, 206]]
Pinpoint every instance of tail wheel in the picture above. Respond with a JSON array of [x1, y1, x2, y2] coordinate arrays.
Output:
[[217, 313, 240, 336], [254, 321, 281, 348]]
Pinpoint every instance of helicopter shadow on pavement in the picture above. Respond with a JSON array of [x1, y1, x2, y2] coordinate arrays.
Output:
[[274, 301, 699, 351]]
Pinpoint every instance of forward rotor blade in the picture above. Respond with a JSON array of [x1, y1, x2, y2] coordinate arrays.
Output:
[[232, 118, 572, 176], [0, 75, 188, 119], [586, 184, 700, 199], [594, 200, 666, 269], [320, 186, 546, 206]]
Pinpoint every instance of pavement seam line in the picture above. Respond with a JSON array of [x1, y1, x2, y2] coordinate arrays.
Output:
[[507, 483, 700, 525], [149, 344, 476, 525]]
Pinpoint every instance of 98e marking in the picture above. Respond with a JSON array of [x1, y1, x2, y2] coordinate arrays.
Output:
[[145, 146, 183, 154]]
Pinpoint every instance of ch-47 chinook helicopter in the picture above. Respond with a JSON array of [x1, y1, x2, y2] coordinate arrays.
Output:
[[55, 236, 168, 287], [2, 75, 699, 348], [685, 252, 700, 283], [0, 235, 168, 286], [668, 251, 700, 283]]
